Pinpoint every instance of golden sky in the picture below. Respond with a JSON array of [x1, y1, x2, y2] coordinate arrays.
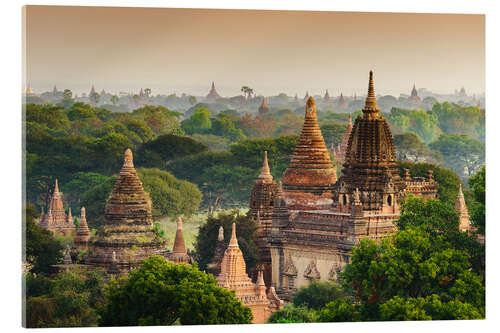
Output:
[[25, 6, 485, 96]]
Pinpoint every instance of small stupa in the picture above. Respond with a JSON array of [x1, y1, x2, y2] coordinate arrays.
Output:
[[207, 225, 226, 277], [166, 217, 190, 264]]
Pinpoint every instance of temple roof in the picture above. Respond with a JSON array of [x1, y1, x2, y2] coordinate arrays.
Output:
[[206, 81, 221, 99], [282, 97, 337, 193]]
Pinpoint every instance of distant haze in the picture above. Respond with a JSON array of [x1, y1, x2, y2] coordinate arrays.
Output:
[[24, 6, 485, 97]]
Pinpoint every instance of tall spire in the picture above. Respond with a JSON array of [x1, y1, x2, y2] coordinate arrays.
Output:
[[229, 222, 238, 247], [123, 148, 134, 168], [455, 184, 470, 232], [257, 151, 273, 183], [66, 207, 73, 224], [54, 179, 59, 193], [363, 70, 380, 119], [218, 225, 224, 241], [172, 217, 187, 254]]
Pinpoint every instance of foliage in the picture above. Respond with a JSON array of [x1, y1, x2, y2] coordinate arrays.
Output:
[[429, 134, 484, 180], [194, 211, 258, 273], [394, 132, 442, 164], [181, 107, 212, 135], [293, 280, 347, 310], [267, 304, 317, 323], [80, 176, 117, 229], [131, 105, 183, 135], [386, 107, 440, 143], [99, 256, 253, 325], [468, 166, 485, 234], [317, 299, 362, 322], [25, 268, 108, 328], [320, 123, 347, 147], [24, 204, 63, 274], [431, 102, 485, 142]]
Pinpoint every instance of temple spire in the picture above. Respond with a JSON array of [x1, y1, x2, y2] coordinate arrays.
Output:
[[257, 151, 273, 183], [123, 148, 134, 168], [218, 225, 224, 241], [172, 217, 187, 254], [54, 179, 59, 193], [362, 70, 380, 119], [229, 222, 238, 247]]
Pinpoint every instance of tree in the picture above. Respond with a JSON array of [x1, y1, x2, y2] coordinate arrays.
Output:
[[110, 95, 119, 105], [387, 107, 440, 143], [267, 304, 317, 323], [144, 88, 151, 98], [181, 107, 212, 135], [468, 166, 485, 234], [188, 95, 197, 106], [393, 132, 442, 164], [89, 92, 100, 106], [25, 268, 108, 328], [81, 177, 117, 229], [293, 280, 347, 310], [320, 123, 347, 147], [240, 86, 254, 100], [99, 256, 253, 326], [194, 212, 258, 273], [429, 134, 484, 180], [24, 204, 63, 274]]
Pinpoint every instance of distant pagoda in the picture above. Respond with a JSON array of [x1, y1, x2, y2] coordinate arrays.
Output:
[[282, 96, 337, 195], [74, 207, 91, 251], [165, 217, 190, 264], [455, 184, 471, 232], [86, 149, 164, 273], [206, 81, 221, 100], [258, 97, 270, 114], [333, 114, 353, 160], [39, 179, 75, 236], [324, 89, 330, 101], [409, 84, 421, 103]]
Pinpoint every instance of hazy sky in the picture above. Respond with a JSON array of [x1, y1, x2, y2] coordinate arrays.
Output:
[[24, 6, 485, 97]]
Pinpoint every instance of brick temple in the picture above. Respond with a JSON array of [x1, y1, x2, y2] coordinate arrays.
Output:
[[39, 179, 76, 236], [249, 71, 440, 300]]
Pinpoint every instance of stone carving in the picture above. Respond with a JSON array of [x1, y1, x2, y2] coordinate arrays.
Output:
[[283, 253, 297, 276], [304, 259, 321, 280]]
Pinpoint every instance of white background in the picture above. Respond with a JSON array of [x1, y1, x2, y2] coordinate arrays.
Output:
[[1, 1, 498, 332]]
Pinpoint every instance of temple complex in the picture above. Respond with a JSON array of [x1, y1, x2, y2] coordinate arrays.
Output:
[[258, 97, 270, 115], [206, 82, 221, 100], [455, 184, 471, 232], [332, 114, 353, 160], [39, 179, 76, 236], [243, 71, 440, 300], [409, 84, 421, 103], [86, 149, 165, 273], [216, 223, 282, 324]]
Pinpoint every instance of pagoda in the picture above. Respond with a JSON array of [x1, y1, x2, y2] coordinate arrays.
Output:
[[455, 184, 471, 232], [74, 207, 91, 251], [206, 82, 221, 100], [282, 96, 337, 197], [165, 217, 190, 264], [86, 149, 164, 273], [216, 223, 282, 324], [337, 92, 346, 109], [206, 225, 226, 277], [39, 179, 75, 236], [333, 114, 353, 160], [258, 97, 270, 114], [409, 84, 421, 103], [324, 89, 330, 101]]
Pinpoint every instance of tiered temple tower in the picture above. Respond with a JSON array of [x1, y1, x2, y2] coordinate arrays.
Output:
[[206, 82, 221, 100], [216, 223, 282, 324], [39, 179, 75, 236], [258, 97, 270, 114], [249, 151, 278, 285], [74, 207, 91, 251], [282, 96, 337, 198], [165, 217, 190, 264], [455, 184, 471, 232], [324, 90, 330, 101], [86, 149, 164, 273], [409, 84, 421, 103]]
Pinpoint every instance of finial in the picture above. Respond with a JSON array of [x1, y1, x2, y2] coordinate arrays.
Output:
[[54, 179, 59, 193], [258, 151, 273, 182], [305, 96, 316, 115], [81, 206, 86, 218], [458, 184, 463, 197], [363, 70, 380, 118], [229, 222, 238, 247], [123, 148, 134, 167], [218, 225, 224, 241], [177, 216, 183, 230], [257, 270, 265, 287]]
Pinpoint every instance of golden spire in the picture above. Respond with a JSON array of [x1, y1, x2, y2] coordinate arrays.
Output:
[[54, 179, 60, 193], [123, 148, 134, 168], [229, 222, 238, 247], [363, 70, 380, 119], [257, 151, 273, 183]]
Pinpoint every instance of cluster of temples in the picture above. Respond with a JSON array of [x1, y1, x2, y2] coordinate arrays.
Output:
[[247, 71, 465, 300]]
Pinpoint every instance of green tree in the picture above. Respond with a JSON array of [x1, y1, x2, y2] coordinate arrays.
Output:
[[24, 205, 63, 274], [99, 256, 253, 326], [240, 86, 254, 100], [317, 299, 362, 322], [468, 166, 485, 234], [110, 95, 119, 105], [181, 107, 212, 135], [293, 280, 347, 310], [25, 268, 108, 328], [320, 123, 347, 147], [194, 212, 258, 273], [80, 176, 117, 229], [267, 304, 317, 323]]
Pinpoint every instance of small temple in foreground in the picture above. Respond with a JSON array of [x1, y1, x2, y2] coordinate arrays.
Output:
[[216, 223, 282, 324]]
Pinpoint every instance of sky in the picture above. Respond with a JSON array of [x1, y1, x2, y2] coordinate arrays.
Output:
[[24, 6, 485, 97]]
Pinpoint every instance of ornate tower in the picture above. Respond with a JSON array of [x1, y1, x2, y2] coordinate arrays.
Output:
[[74, 207, 91, 250], [39, 179, 75, 236], [206, 82, 221, 100], [409, 84, 421, 103], [282, 97, 337, 194], [86, 149, 164, 273], [167, 217, 190, 264], [334, 71, 406, 213], [455, 184, 471, 232], [324, 89, 330, 101]]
